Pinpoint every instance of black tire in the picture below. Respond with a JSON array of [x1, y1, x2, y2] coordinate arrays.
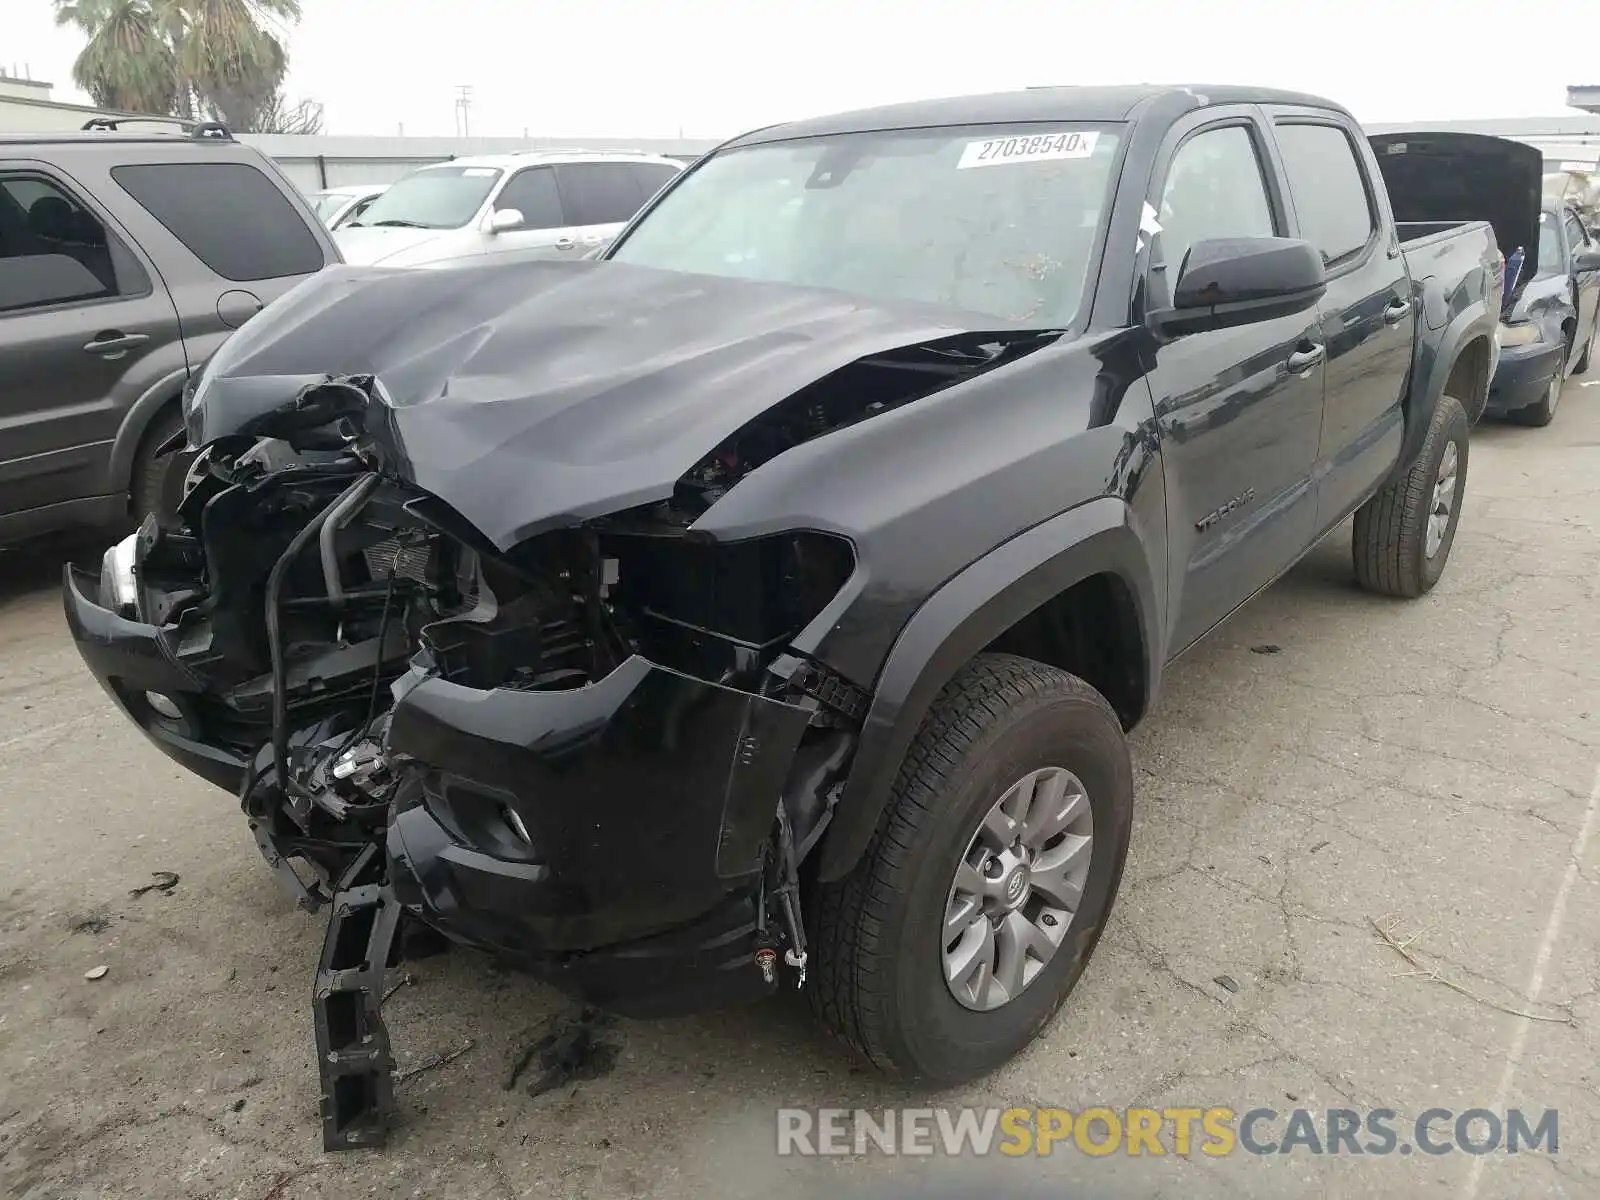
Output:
[[1351, 393, 1469, 598], [130, 406, 186, 527], [808, 653, 1133, 1084], [1506, 370, 1562, 428]]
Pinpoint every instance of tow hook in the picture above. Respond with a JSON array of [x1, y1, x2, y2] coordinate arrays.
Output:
[[755, 946, 778, 985]]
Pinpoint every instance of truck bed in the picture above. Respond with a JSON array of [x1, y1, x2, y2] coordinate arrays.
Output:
[[1370, 132, 1544, 306], [1396, 219, 1493, 249]]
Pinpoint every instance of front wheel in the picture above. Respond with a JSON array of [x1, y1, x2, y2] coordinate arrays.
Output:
[[130, 406, 187, 528], [1351, 393, 1469, 598], [808, 653, 1133, 1083], [1507, 370, 1562, 428]]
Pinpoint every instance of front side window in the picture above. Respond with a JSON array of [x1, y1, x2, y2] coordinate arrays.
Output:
[[1536, 211, 1565, 277], [0, 172, 143, 312], [495, 167, 565, 231], [609, 124, 1125, 326], [352, 165, 501, 230], [1564, 211, 1587, 255], [1274, 122, 1377, 266], [1156, 125, 1277, 288]]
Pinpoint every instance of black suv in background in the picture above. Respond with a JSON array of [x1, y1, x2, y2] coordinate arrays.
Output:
[[0, 118, 339, 544]]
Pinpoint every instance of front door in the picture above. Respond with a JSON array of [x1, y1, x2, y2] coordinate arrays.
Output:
[[488, 165, 582, 259], [1564, 208, 1600, 354], [1143, 114, 1326, 653]]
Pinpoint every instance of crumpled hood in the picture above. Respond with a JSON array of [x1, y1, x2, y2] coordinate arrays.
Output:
[[333, 225, 457, 265], [189, 259, 1019, 549]]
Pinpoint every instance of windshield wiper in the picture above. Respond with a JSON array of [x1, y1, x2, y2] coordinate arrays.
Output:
[[368, 219, 432, 229]]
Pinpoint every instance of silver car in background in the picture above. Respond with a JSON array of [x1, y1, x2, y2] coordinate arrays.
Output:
[[331, 150, 685, 268], [307, 183, 388, 230]]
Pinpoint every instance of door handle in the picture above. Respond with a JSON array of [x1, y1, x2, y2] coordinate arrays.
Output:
[[83, 332, 150, 356], [1383, 298, 1412, 325], [1287, 343, 1326, 375]]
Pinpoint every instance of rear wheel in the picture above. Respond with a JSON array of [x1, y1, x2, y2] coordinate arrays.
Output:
[[1352, 393, 1469, 598], [808, 653, 1133, 1083]]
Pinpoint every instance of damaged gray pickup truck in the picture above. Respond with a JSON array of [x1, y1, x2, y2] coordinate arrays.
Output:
[[63, 85, 1530, 1150]]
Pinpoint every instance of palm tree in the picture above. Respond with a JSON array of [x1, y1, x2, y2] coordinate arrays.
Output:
[[54, 0, 180, 116], [181, 0, 300, 128], [53, 0, 305, 129]]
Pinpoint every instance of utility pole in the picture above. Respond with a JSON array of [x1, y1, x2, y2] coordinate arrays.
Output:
[[454, 85, 473, 138]]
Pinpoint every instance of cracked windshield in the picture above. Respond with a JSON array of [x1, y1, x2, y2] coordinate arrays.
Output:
[[611, 125, 1122, 325]]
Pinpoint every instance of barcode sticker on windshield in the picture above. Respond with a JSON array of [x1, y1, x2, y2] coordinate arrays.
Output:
[[957, 131, 1099, 169]]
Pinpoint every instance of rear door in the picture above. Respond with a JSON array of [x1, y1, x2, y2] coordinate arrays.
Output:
[[0, 163, 181, 520], [1269, 111, 1413, 531], [553, 162, 661, 253], [485, 164, 576, 258], [1142, 111, 1326, 652], [105, 155, 333, 351]]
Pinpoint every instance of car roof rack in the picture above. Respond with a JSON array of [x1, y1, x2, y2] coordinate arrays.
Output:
[[81, 115, 234, 141], [510, 146, 654, 158]]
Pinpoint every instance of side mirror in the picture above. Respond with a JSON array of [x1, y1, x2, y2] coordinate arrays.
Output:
[[1150, 236, 1327, 336], [487, 208, 523, 234], [1574, 247, 1600, 273]]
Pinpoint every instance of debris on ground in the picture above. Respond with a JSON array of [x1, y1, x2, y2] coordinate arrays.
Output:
[[129, 871, 180, 898], [1309, 841, 1331, 854], [1369, 914, 1574, 1024], [84, 965, 109, 980], [504, 1008, 620, 1097], [1250, 644, 1282, 655], [68, 914, 110, 935], [394, 1038, 476, 1083], [381, 972, 415, 1004], [1213, 974, 1240, 994]]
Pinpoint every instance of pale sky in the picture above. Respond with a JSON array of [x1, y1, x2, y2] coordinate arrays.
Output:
[[10, 0, 1600, 138]]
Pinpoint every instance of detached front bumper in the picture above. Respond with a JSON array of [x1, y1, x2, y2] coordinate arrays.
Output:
[[1485, 338, 1563, 416], [61, 564, 250, 794], [384, 656, 813, 1014]]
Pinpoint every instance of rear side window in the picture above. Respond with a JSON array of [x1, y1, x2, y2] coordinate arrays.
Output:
[[1274, 122, 1376, 266], [112, 162, 326, 281], [555, 162, 652, 225], [631, 163, 681, 203], [0, 172, 148, 312], [495, 166, 566, 231]]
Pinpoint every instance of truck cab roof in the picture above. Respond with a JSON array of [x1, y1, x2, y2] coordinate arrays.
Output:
[[728, 84, 1354, 147]]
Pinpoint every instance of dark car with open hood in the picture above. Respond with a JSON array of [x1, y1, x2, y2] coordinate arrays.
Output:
[[62, 85, 1534, 1151]]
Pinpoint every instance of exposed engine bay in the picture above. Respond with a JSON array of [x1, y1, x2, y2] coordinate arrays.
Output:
[[64, 259, 1056, 1152], [81, 378, 873, 1148]]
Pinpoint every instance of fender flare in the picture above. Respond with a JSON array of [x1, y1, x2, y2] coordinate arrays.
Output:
[[815, 495, 1161, 882], [105, 366, 189, 496], [1395, 305, 1493, 478]]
